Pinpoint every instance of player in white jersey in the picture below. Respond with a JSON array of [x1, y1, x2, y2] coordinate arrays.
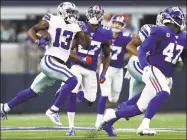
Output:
[[0, 2, 90, 122], [124, 11, 164, 100]]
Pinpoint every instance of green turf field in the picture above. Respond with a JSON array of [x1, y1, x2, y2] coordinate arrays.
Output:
[[1, 113, 186, 140]]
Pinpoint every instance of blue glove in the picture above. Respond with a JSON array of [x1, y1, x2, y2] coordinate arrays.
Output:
[[37, 36, 49, 47], [99, 72, 106, 84]]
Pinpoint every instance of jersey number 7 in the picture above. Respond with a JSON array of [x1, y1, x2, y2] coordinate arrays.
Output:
[[53, 28, 73, 50]]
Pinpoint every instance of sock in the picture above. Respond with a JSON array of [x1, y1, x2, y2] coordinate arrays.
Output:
[[67, 92, 76, 128], [117, 91, 142, 109], [3, 103, 11, 112], [97, 96, 108, 114], [145, 91, 169, 120], [139, 118, 150, 129], [115, 104, 142, 118], [67, 112, 75, 128], [53, 77, 77, 108], [51, 105, 59, 111], [7, 88, 37, 110], [107, 118, 120, 127]]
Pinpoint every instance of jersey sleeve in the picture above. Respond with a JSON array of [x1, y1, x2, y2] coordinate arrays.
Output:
[[122, 32, 132, 44], [102, 27, 113, 42], [139, 24, 155, 42]]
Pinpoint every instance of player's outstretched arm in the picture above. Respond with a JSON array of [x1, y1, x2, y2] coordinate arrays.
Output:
[[101, 41, 111, 73], [74, 31, 90, 50], [126, 34, 142, 56], [28, 20, 49, 44]]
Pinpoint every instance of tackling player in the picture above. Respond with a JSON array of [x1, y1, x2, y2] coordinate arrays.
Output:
[[96, 6, 186, 136], [0, 2, 90, 120], [95, 15, 132, 128]]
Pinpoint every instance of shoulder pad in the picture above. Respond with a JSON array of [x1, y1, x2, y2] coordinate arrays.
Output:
[[42, 13, 53, 21], [122, 32, 131, 37], [102, 25, 111, 31]]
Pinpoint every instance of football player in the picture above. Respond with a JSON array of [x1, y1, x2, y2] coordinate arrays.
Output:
[[0, 2, 90, 121], [96, 6, 186, 136], [95, 15, 132, 128], [54, 5, 112, 136]]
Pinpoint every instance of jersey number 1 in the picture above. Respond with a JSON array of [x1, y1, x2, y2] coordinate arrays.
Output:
[[53, 28, 73, 50], [163, 42, 183, 64]]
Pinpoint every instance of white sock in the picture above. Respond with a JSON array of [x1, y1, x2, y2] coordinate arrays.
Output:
[[67, 112, 75, 128], [3, 103, 11, 112], [96, 114, 104, 123], [51, 105, 59, 111], [140, 118, 150, 128]]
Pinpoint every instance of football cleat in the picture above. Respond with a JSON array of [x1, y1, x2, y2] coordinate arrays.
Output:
[[66, 127, 75, 136], [46, 109, 62, 126], [103, 123, 117, 137], [0, 103, 8, 120], [137, 128, 157, 136]]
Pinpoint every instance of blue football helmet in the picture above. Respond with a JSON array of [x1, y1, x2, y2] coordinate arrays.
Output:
[[86, 5, 104, 25], [110, 15, 126, 32], [162, 6, 185, 30]]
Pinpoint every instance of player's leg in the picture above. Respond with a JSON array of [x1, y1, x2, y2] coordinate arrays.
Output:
[[127, 57, 145, 99], [0, 71, 56, 119], [76, 69, 97, 106], [95, 66, 112, 127], [66, 65, 82, 136], [96, 76, 156, 132], [40, 56, 77, 125], [137, 66, 171, 135]]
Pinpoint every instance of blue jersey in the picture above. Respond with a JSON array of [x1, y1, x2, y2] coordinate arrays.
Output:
[[110, 32, 132, 68], [72, 21, 113, 71], [140, 25, 187, 77]]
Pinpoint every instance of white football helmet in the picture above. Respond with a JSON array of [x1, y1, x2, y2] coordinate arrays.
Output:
[[110, 15, 126, 32], [57, 2, 79, 24], [156, 11, 164, 25], [86, 5, 104, 25]]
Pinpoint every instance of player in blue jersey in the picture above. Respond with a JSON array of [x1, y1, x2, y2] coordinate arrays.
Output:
[[96, 6, 186, 136], [52, 5, 112, 136], [95, 15, 132, 128]]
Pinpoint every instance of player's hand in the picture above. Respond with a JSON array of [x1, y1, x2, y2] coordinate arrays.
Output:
[[36, 36, 49, 47], [142, 66, 152, 83], [99, 72, 106, 84], [80, 56, 92, 64]]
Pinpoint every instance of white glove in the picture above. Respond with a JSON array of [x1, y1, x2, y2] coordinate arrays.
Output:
[[142, 66, 152, 83]]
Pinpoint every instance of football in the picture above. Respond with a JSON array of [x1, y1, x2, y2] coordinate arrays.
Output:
[[36, 30, 50, 40]]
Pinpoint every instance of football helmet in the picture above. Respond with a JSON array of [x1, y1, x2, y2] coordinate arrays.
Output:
[[110, 15, 126, 32], [162, 6, 185, 30], [156, 11, 164, 25], [86, 5, 104, 25], [57, 2, 79, 24]]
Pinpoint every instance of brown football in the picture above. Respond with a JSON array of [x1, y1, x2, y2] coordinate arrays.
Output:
[[36, 30, 50, 40]]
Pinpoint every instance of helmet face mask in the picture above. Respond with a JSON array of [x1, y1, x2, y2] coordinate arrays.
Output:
[[86, 5, 104, 25], [57, 2, 79, 24], [110, 16, 126, 32]]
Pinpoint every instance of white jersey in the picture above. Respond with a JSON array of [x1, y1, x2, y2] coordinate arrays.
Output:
[[42, 13, 81, 62]]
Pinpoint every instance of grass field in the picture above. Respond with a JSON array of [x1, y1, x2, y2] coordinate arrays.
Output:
[[1, 113, 186, 140]]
